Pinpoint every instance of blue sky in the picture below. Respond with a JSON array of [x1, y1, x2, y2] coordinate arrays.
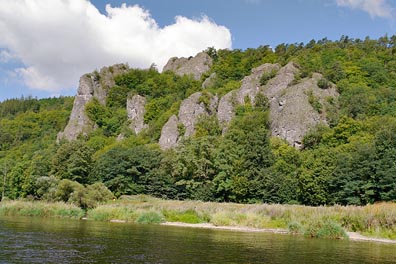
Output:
[[1, 0, 396, 101]]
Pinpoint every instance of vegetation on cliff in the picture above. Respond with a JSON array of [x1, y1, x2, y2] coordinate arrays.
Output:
[[1, 35, 396, 209]]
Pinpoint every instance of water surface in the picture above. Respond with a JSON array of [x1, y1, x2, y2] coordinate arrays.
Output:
[[0, 216, 395, 263]]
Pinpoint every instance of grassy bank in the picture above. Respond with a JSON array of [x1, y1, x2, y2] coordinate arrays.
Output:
[[1, 197, 396, 240], [0, 200, 84, 219], [88, 195, 396, 240]]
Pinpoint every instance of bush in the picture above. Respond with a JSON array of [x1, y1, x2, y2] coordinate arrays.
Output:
[[317, 78, 331, 89], [136, 211, 164, 224], [288, 221, 303, 234], [260, 69, 278, 86], [304, 220, 348, 239]]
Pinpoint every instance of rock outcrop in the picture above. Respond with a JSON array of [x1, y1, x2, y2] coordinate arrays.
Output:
[[217, 63, 281, 130], [202, 72, 217, 88], [159, 115, 180, 150], [264, 71, 338, 148], [159, 91, 218, 150], [127, 94, 148, 134], [216, 61, 338, 148], [163, 52, 212, 80], [57, 64, 129, 141]]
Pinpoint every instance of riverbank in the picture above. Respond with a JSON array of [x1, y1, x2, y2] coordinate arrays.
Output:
[[160, 221, 396, 244], [1, 196, 396, 242]]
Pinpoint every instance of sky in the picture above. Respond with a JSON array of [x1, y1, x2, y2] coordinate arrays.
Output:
[[1, 0, 396, 101]]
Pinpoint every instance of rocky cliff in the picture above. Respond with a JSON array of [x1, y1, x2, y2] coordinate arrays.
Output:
[[217, 63, 281, 130], [262, 65, 338, 147], [57, 64, 129, 141], [127, 94, 148, 135], [162, 52, 213, 80], [159, 91, 218, 150], [60, 51, 338, 149]]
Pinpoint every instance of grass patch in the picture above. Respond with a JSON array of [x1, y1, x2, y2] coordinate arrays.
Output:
[[4, 197, 396, 241], [136, 211, 164, 224], [304, 220, 348, 240], [163, 209, 206, 224], [0, 201, 84, 219]]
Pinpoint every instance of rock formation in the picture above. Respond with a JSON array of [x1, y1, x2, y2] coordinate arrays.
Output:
[[216, 61, 338, 148], [59, 53, 339, 150], [217, 63, 281, 130], [264, 71, 338, 148], [159, 115, 180, 150], [163, 52, 212, 80], [127, 94, 148, 134], [159, 91, 218, 150], [57, 64, 129, 141]]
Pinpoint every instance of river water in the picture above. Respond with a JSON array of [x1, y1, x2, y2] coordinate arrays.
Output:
[[0, 216, 395, 263]]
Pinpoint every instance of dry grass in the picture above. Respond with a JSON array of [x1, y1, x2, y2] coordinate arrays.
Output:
[[2, 197, 395, 239], [88, 195, 396, 239]]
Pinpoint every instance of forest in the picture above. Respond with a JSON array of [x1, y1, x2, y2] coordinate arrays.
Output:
[[1, 35, 396, 208]]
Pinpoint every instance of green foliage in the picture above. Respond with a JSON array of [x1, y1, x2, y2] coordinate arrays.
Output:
[[254, 93, 270, 111], [194, 115, 222, 138], [89, 145, 163, 197], [4, 36, 396, 208], [259, 69, 278, 86], [163, 209, 205, 224], [136, 211, 164, 224], [52, 140, 94, 183], [317, 78, 331, 89], [198, 91, 212, 112], [307, 90, 322, 113], [304, 219, 348, 239]]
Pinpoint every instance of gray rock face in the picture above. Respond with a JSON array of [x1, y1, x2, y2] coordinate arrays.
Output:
[[217, 91, 235, 128], [264, 69, 338, 148], [217, 63, 281, 131], [127, 94, 148, 134], [237, 63, 281, 104], [202, 72, 217, 88], [57, 74, 95, 141], [178, 92, 208, 138], [159, 91, 218, 150], [216, 61, 338, 147], [57, 64, 129, 141], [159, 115, 180, 150], [163, 52, 212, 80]]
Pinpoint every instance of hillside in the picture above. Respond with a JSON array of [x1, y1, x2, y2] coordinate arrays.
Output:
[[1, 35, 396, 206]]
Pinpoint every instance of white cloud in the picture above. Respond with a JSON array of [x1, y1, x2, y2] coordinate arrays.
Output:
[[0, 50, 15, 63], [335, 0, 394, 19], [0, 0, 232, 92]]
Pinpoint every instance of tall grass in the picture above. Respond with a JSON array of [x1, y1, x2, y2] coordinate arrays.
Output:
[[88, 196, 396, 239], [2, 197, 396, 240], [0, 200, 84, 219]]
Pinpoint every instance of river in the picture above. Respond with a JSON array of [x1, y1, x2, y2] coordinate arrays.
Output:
[[0, 216, 395, 263]]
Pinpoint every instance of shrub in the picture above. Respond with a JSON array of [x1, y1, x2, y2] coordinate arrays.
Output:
[[304, 220, 348, 239], [288, 221, 303, 234], [317, 78, 331, 89], [136, 211, 164, 224], [260, 69, 278, 86]]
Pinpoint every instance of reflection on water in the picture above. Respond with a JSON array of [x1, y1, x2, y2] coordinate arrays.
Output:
[[0, 216, 395, 263]]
